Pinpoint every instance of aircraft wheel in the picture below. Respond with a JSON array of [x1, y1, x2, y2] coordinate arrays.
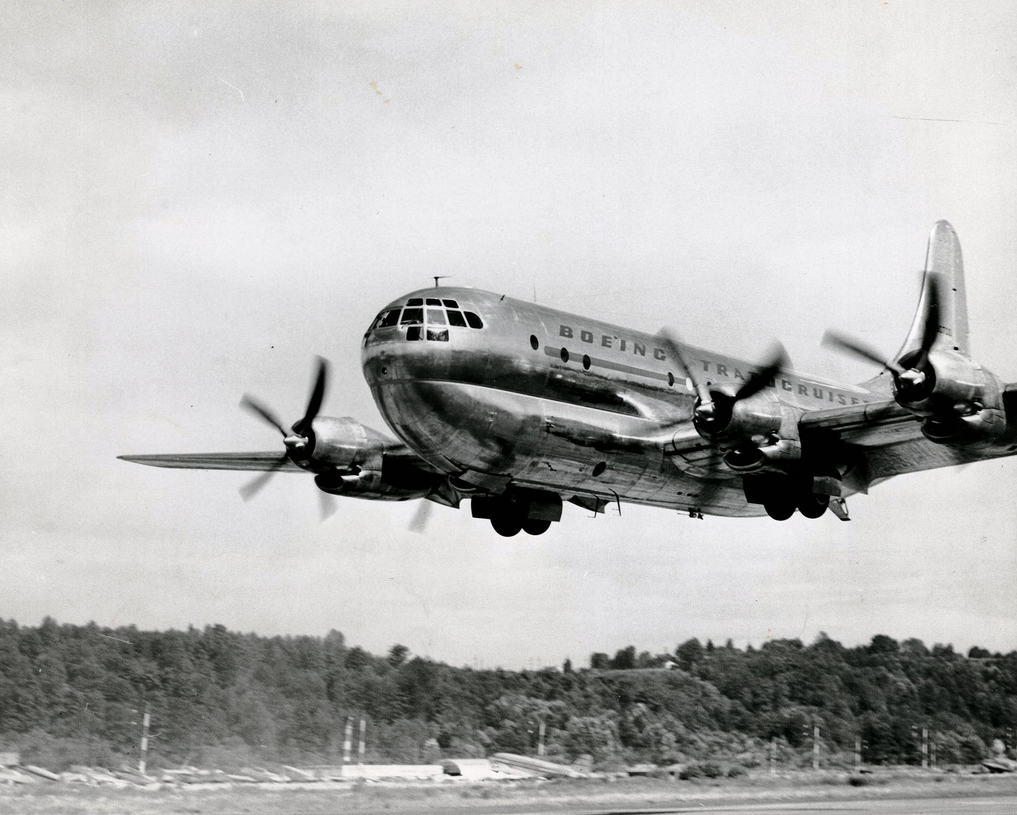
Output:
[[522, 518, 552, 536], [797, 492, 829, 519], [491, 511, 523, 537], [763, 494, 796, 521]]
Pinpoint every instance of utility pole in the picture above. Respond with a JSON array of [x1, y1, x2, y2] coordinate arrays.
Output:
[[770, 737, 776, 775], [358, 717, 366, 766], [813, 725, 820, 770], [854, 735, 861, 771], [537, 719, 546, 757], [341, 716, 353, 775], [931, 736, 937, 769], [921, 728, 928, 769], [138, 702, 151, 775]]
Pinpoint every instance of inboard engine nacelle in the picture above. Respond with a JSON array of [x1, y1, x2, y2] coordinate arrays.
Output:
[[895, 350, 1010, 447]]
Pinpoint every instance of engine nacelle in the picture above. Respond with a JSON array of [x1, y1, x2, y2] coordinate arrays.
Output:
[[693, 386, 801, 471], [896, 350, 1010, 447], [314, 468, 433, 501], [299, 416, 393, 471], [297, 417, 439, 500]]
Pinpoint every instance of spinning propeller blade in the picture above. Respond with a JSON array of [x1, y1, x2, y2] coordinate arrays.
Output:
[[237, 357, 332, 507], [409, 500, 434, 534], [239, 455, 291, 501], [821, 273, 941, 391]]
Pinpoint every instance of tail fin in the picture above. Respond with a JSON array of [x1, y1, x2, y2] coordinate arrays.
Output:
[[899, 220, 970, 358]]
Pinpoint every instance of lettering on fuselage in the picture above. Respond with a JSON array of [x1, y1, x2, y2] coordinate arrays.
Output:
[[557, 323, 866, 405], [560, 324, 666, 360]]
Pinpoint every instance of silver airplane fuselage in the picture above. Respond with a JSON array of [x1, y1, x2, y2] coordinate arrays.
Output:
[[361, 287, 873, 518]]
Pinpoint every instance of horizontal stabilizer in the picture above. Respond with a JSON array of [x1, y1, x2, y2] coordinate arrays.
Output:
[[118, 453, 304, 472]]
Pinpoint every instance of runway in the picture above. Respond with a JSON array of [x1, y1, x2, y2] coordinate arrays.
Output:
[[560, 797, 1016, 815]]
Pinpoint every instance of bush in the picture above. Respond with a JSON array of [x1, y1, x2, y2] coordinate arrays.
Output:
[[678, 764, 703, 780], [726, 765, 746, 778]]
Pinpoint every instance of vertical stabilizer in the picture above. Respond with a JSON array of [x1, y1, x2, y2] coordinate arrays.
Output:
[[900, 220, 970, 358]]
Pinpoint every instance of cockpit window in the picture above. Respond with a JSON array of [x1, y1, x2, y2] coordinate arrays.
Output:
[[400, 307, 424, 325], [365, 301, 483, 346]]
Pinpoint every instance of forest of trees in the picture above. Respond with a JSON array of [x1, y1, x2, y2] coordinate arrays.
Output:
[[0, 618, 1014, 771]]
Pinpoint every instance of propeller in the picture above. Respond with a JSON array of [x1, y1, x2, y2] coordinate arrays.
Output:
[[319, 491, 339, 521], [656, 330, 788, 514], [408, 499, 434, 534], [237, 356, 330, 502], [822, 272, 941, 396], [658, 329, 787, 433]]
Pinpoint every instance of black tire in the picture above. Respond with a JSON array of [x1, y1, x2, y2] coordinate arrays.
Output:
[[763, 494, 796, 521], [491, 512, 522, 537], [797, 492, 829, 519], [522, 518, 552, 536]]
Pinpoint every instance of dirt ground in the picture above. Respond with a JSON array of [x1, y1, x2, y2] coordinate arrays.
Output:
[[2, 770, 1017, 815]]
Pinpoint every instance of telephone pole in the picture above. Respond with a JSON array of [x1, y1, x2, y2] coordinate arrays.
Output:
[[138, 702, 151, 775], [341, 716, 353, 775], [812, 725, 820, 770]]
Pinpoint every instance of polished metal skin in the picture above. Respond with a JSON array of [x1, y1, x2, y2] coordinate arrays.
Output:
[[121, 221, 1017, 534]]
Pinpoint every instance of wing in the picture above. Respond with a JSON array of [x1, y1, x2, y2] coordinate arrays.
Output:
[[117, 453, 303, 472], [799, 394, 1015, 491]]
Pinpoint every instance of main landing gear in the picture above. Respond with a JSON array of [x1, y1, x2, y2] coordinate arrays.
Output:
[[748, 476, 831, 521], [472, 490, 562, 537]]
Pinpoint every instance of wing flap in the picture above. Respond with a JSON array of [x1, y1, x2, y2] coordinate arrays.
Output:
[[118, 453, 304, 472], [798, 398, 924, 446]]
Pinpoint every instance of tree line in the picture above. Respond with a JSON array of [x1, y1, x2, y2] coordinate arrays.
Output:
[[0, 618, 1014, 770]]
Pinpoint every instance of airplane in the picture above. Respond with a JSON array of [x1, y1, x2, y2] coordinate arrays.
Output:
[[121, 221, 1017, 536]]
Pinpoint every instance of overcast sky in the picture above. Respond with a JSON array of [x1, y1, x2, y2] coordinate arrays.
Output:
[[2, 1, 1017, 669]]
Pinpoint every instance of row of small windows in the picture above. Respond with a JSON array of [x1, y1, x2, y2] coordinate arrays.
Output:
[[533, 334, 679, 388], [370, 301, 484, 343]]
